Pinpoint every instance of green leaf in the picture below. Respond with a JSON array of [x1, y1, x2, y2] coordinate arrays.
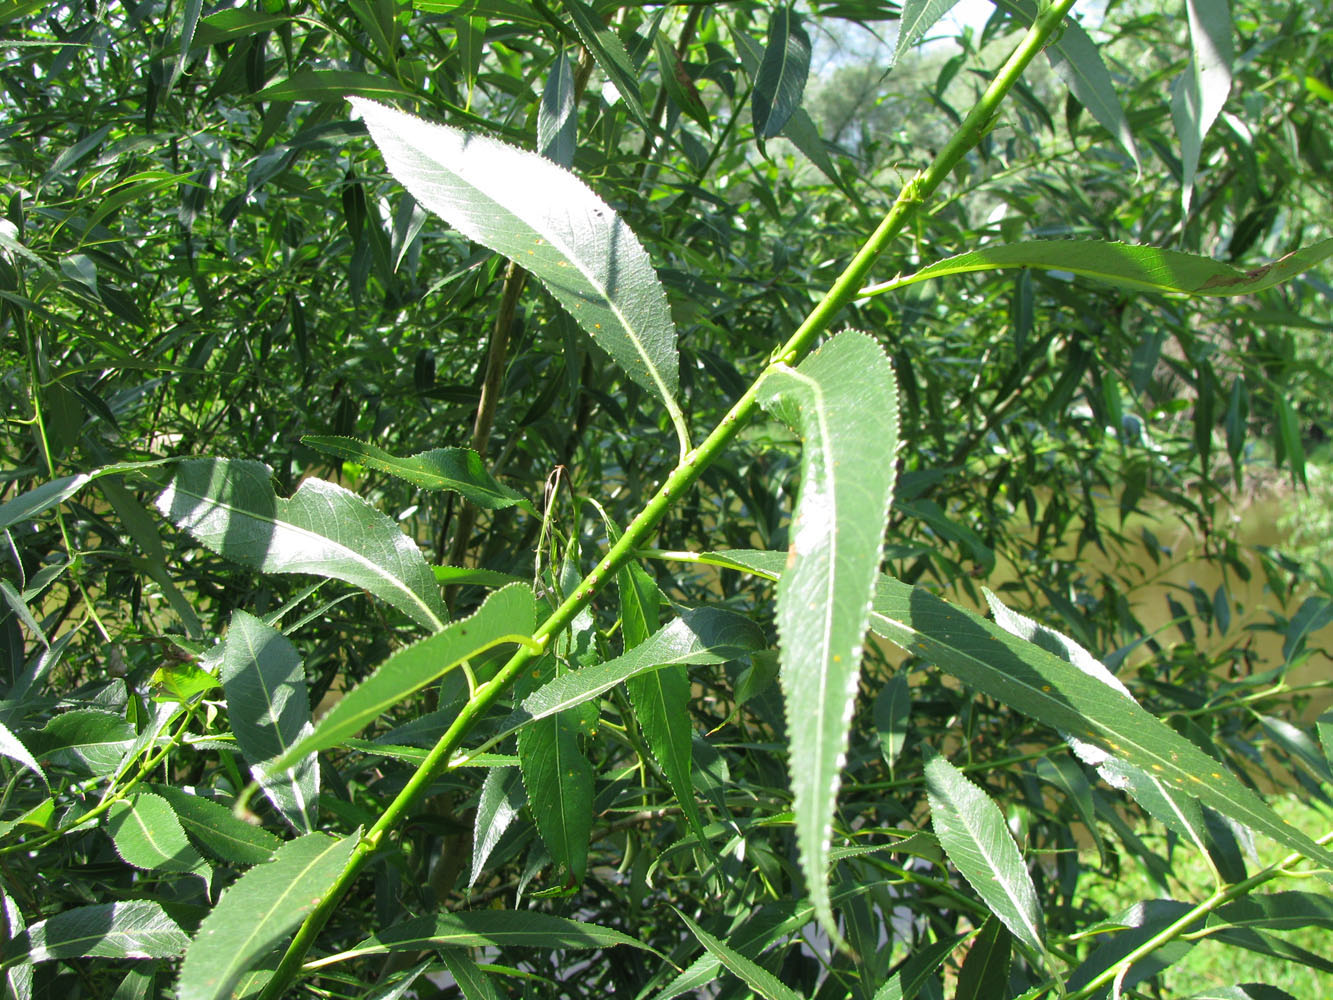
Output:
[[1045, 17, 1140, 171], [149, 784, 281, 866], [0, 718, 47, 788], [860, 238, 1333, 299], [350, 97, 689, 455], [752, 5, 812, 141], [539, 48, 577, 167], [221, 611, 318, 834], [1171, 0, 1233, 212], [34, 709, 134, 776], [653, 32, 709, 135], [562, 0, 654, 133], [509, 607, 762, 734], [256, 69, 416, 103], [105, 792, 208, 876], [1214, 891, 1333, 933], [872, 672, 910, 772], [0, 460, 169, 532], [156, 458, 446, 631], [954, 916, 1012, 1000], [301, 436, 532, 512], [924, 751, 1047, 957], [871, 934, 963, 1000], [756, 330, 899, 941], [893, 0, 962, 65], [869, 577, 1333, 868], [176, 831, 358, 1000], [266, 583, 535, 773], [518, 699, 594, 885], [440, 950, 504, 1000], [468, 765, 524, 887], [675, 909, 803, 1000], [6, 901, 188, 963], [315, 910, 653, 967]]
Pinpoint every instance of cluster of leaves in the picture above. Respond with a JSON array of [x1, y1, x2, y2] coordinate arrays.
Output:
[[2, 1, 1332, 998]]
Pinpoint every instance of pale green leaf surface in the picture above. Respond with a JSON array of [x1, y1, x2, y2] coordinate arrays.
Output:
[[503, 607, 763, 738], [860, 238, 1333, 298], [924, 752, 1047, 955], [872, 672, 910, 770], [1171, 0, 1233, 211], [349, 98, 687, 453], [538, 48, 576, 167], [752, 5, 812, 140], [518, 708, 594, 884], [105, 792, 207, 875], [8, 901, 188, 963], [469, 766, 524, 887], [893, 0, 962, 65], [675, 910, 803, 1000], [35, 709, 134, 775], [563, 0, 653, 133], [0, 460, 169, 533], [0, 718, 47, 787], [870, 577, 1333, 867], [301, 436, 532, 512], [176, 831, 358, 1000], [871, 934, 962, 1000], [756, 330, 899, 940], [267, 583, 535, 773], [323, 910, 651, 965], [156, 458, 446, 630], [1045, 17, 1140, 170], [149, 784, 280, 865], [222, 610, 318, 833]]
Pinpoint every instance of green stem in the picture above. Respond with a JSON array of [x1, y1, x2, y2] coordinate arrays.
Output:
[[258, 5, 1078, 995], [1062, 828, 1333, 1000]]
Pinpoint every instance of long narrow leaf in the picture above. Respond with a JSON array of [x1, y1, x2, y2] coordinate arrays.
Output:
[[7, 901, 188, 963], [675, 910, 803, 1000], [752, 5, 812, 140], [157, 458, 446, 631], [266, 583, 535, 773], [176, 832, 358, 1000], [350, 98, 689, 455], [860, 238, 1333, 299], [756, 330, 899, 942], [1171, 0, 1233, 211], [221, 611, 318, 833], [302, 436, 532, 512], [924, 752, 1047, 957]]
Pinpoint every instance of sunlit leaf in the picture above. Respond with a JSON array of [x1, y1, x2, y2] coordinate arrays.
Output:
[[860, 238, 1333, 298], [266, 583, 535, 773], [756, 330, 899, 941], [675, 909, 803, 1000], [1171, 0, 1233, 211], [9, 901, 188, 962], [350, 97, 688, 454], [157, 458, 446, 631], [221, 611, 318, 834], [176, 832, 358, 1000], [925, 752, 1047, 957], [893, 0, 962, 64], [518, 695, 594, 885], [149, 784, 281, 866], [302, 436, 532, 512], [105, 792, 209, 877]]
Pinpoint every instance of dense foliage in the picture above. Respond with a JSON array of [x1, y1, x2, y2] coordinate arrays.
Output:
[[2, 1, 1332, 998]]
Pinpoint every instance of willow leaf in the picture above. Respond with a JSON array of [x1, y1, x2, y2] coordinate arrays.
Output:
[[756, 330, 899, 942], [302, 435, 532, 512], [350, 98, 688, 455], [1172, 0, 1233, 212], [924, 752, 1047, 957], [221, 611, 318, 834], [860, 238, 1333, 299], [893, 0, 962, 65], [149, 784, 280, 866], [870, 577, 1333, 867], [316, 911, 652, 967], [675, 910, 804, 1000], [105, 792, 208, 876], [7, 901, 188, 962], [266, 583, 535, 774], [156, 458, 445, 631], [176, 832, 358, 1000], [752, 5, 812, 140]]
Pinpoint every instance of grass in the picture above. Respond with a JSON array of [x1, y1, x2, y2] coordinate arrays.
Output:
[[1075, 792, 1333, 998]]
